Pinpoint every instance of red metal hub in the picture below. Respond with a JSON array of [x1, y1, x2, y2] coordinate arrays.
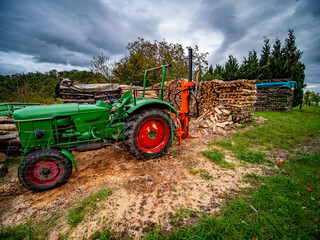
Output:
[[137, 118, 169, 153], [28, 159, 63, 186]]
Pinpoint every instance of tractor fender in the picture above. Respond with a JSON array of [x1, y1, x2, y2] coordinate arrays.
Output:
[[127, 99, 178, 115], [61, 149, 77, 169]]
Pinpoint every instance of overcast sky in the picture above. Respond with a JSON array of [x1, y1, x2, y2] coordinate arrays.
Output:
[[0, 0, 319, 92]]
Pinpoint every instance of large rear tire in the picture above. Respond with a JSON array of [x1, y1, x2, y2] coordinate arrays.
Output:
[[18, 149, 72, 192], [124, 109, 175, 160]]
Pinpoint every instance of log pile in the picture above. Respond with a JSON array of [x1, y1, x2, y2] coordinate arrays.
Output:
[[255, 87, 294, 112], [192, 107, 240, 135], [56, 78, 161, 104], [214, 80, 257, 123], [196, 80, 220, 113], [0, 117, 20, 153], [154, 79, 257, 124], [120, 85, 158, 99], [153, 79, 182, 110], [56, 78, 122, 104]]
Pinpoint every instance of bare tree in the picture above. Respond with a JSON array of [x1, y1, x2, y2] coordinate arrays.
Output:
[[90, 53, 113, 80]]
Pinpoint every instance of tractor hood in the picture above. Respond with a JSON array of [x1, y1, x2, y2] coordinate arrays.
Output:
[[13, 103, 111, 121]]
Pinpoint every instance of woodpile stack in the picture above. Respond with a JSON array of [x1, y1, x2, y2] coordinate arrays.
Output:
[[154, 79, 257, 125], [197, 80, 220, 112], [192, 106, 240, 135], [214, 80, 257, 123], [153, 80, 182, 110], [255, 87, 294, 112], [192, 79, 256, 134], [56, 78, 162, 104], [56, 78, 122, 104], [120, 85, 158, 99], [0, 152, 8, 177], [0, 117, 20, 153]]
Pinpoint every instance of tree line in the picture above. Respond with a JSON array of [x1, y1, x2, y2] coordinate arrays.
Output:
[[202, 29, 305, 106], [0, 29, 307, 106], [304, 90, 320, 106], [0, 70, 107, 104]]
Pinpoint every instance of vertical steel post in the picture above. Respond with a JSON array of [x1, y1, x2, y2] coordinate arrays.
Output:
[[159, 66, 167, 100], [187, 47, 193, 82], [142, 70, 148, 98]]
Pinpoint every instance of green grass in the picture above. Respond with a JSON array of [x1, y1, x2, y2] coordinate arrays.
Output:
[[238, 150, 268, 164], [0, 214, 62, 240], [201, 148, 235, 168], [211, 107, 320, 160], [0, 187, 113, 240], [67, 187, 113, 227], [183, 157, 213, 179], [145, 153, 320, 240], [144, 106, 320, 239], [168, 204, 199, 226], [87, 228, 117, 240], [200, 172, 213, 180]]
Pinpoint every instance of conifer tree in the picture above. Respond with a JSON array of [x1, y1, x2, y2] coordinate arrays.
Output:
[[283, 29, 304, 106], [222, 55, 239, 81], [259, 37, 272, 79], [239, 50, 259, 79], [270, 38, 286, 78], [213, 64, 225, 80]]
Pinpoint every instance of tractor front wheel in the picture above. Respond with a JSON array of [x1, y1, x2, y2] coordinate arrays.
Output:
[[124, 109, 174, 160], [18, 149, 72, 192]]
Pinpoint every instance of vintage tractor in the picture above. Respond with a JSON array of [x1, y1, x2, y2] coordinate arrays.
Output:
[[13, 48, 198, 192]]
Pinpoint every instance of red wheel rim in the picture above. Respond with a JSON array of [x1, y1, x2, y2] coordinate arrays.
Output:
[[137, 117, 170, 153], [27, 159, 63, 186]]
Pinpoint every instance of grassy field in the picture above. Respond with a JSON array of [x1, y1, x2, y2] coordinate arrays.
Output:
[[0, 188, 114, 240], [144, 106, 320, 240], [1, 106, 319, 239]]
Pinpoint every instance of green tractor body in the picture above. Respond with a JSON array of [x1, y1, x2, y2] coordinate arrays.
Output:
[[0, 102, 40, 117], [14, 102, 112, 149], [14, 92, 177, 151], [13, 64, 178, 192]]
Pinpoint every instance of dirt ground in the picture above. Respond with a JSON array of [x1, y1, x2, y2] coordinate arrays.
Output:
[[0, 121, 272, 239]]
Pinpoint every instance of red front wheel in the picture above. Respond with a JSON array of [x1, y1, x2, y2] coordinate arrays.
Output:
[[124, 109, 174, 160], [18, 149, 72, 192]]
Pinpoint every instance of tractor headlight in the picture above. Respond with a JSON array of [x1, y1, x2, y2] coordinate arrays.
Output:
[[35, 129, 45, 139]]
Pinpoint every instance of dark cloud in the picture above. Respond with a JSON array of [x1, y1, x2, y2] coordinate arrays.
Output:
[[191, 0, 320, 92], [195, 0, 300, 63], [0, 0, 319, 92], [0, 0, 159, 66], [295, 0, 320, 19], [195, 1, 247, 56]]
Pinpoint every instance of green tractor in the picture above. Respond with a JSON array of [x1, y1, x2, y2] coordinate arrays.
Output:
[[13, 64, 178, 192], [14, 48, 199, 192]]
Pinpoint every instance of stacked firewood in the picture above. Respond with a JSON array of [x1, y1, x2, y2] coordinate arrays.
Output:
[[255, 87, 294, 112], [214, 80, 257, 123], [154, 79, 257, 124], [0, 117, 20, 153], [197, 80, 222, 113], [120, 85, 158, 99], [0, 118, 19, 176], [192, 104, 240, 135], [56, 78, 122, 104], [153, 80, 181, 109]]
